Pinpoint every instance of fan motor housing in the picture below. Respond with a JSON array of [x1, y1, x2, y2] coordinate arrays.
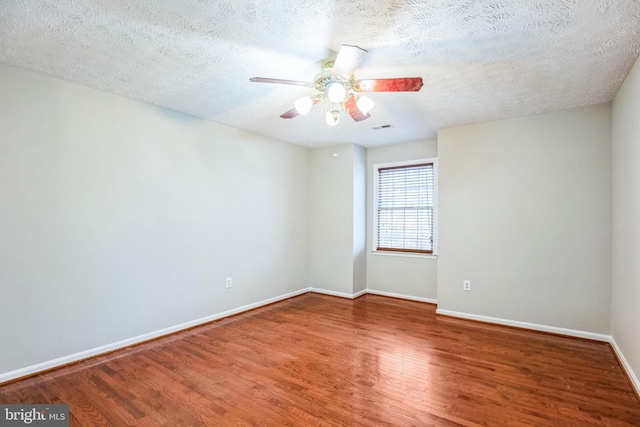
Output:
[[313, 66, 355, 93]]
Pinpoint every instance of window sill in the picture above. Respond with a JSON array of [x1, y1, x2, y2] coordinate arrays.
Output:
[[371, 250, 438, 260]]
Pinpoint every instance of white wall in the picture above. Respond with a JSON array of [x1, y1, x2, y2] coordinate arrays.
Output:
[[611, 55, 640, 390], [352, 144, 367, 294], [308, 144, 367, 296], [0, 64, 310, 375], [366, 140, 438, 301], [437, 104, 612, 334]]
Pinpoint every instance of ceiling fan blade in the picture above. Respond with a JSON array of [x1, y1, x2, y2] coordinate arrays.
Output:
[[250, 77, 314, 88], [344, 95, 371, 122], [280, 107, 299, 119], [354, 77, 423, 92], [330, 45, 368, 80]]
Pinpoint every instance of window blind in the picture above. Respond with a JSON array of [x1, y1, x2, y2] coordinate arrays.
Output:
[[377, 163, 434, 253]]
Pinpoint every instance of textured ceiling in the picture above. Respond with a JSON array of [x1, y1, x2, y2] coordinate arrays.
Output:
[[1, 1, 640, 148]]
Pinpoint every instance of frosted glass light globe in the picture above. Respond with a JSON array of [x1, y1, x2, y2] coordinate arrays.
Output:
[[325, 111, 340, 126], [294, 96, 313, 115], [327, 82, 346, 103], [356, 96, 375, 114]]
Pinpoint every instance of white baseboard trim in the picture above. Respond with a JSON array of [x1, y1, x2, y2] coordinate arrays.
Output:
[[0, 288, 310, 385], [308, 288, 436, 303], [308, 287, 360, 299], [435, 309, 611, 342], [365, 289, 437, 304], [353, 289, 367, 298], [609, 337, 640, 397]]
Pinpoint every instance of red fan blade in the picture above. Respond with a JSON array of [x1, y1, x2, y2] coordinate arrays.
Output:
[[354, 77, 423, 92], [344, 95, 371, 122], [280, 108, 299, 119], [331, 45, 367, 80], [250, 77, 314, 88]]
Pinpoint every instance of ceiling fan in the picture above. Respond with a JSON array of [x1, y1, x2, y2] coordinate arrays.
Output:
[[249, 44, 423, 126]]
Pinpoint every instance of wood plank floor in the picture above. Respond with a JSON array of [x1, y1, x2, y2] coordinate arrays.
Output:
[[1, 293, 639, 426]]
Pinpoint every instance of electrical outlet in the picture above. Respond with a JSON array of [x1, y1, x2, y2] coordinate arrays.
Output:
[[463, 280, 471, 291], [226, 277, 232, 288]]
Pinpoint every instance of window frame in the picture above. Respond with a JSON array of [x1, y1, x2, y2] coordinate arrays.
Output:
[[372, 158, 438, 257]]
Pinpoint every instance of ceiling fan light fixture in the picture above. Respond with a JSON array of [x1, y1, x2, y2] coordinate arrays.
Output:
[[294, 96, 313, 115], [325, 110, 340, 126], [356, 95, 375, 115], [250, 44, 423, 126], [327, 82, 346, 103]]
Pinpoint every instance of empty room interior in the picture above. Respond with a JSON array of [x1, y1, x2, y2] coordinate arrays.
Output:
[[1, 1, 640, 425]]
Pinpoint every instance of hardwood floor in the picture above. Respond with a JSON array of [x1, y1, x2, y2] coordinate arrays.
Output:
[[1, 293, 639, 426]]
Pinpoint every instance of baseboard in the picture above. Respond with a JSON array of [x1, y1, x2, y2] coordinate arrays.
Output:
[[353, 289, 367, 298], [365, 289, 437, 304], [609, 337, 640, 398], [308, 287, 362, 299], [0, 288, 310, 385], [435, 309, 611, 342], [308, 288, 436, 304]]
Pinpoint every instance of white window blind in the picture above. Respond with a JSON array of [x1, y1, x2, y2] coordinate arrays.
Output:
[[376, 162, 435, 254]]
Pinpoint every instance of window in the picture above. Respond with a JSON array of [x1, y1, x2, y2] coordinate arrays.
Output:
[[373, 159, 437, 255]]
